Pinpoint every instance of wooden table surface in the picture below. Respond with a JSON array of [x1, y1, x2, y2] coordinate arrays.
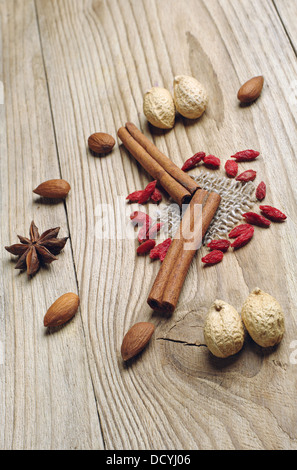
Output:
[[1, 0, 297, 450]]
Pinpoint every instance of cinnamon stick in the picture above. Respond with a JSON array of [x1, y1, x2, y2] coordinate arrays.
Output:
[[117, 127, 192, 206], [125, 122, 199, 194], [147, 189, 221, 315]]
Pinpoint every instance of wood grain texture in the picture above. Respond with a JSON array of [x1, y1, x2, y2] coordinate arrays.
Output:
[[1, 0, 297, 450], [0, 0, 103, 450], [274, 0, 297, 51]]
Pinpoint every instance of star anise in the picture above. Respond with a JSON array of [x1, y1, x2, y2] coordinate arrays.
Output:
[[5, 221, 68, 276]]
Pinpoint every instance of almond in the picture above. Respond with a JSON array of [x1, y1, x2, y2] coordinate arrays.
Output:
[[44, 293, 80, 327], [88, 132, 115, 154], [121, 322, 155, 361], [237, 76, 264, 104], [33, 179, 71, 199]]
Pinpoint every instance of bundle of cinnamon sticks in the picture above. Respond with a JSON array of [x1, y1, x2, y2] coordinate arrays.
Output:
[[118, 123, 221, 315], [118, 123, 198, 206]]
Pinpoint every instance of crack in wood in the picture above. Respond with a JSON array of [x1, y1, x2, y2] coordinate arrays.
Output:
[[156, 336, 207, 348]]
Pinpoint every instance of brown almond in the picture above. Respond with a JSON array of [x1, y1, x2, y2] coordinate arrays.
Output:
[[44, 293, 80, 327], [237, 76, 264, 104], [33, 179, 71, 199], [88, 132, 115, 154], [121, 322, 155, 361]]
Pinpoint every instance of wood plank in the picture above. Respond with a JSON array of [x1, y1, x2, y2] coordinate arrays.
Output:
[[0, 0, 103, 449], [13, 0, 297, 449], [273, 0, 297, 52], [273, 0, 297, 135]]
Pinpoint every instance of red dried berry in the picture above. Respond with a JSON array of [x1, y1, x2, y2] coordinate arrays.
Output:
[[228, 224, 254, 238], [224, 160, 238, 178], [137, 180, 157, 204], [136, 239, 156, 255], [207, 239, 231, 252], [137, 217, 153, 243], [259, 205, 287, 222], [147, 222, 163, 239], [150, 188, 162, 203], [149, 248, 161, 260], [230, 150, 260, 162], [138, 225, 149, 243], [242, 212, 271, 227], [130, 211, 152, 227], [203, 155, 220, 168], [231, 230, 254, 249], [201, 250, 224, 265], [150, 238, 172, 261], [159, 245, 171, 261], [256, 181, 266, 201], [126, 190, 144, 202], [181, 152, 205, 171], [236, 170, 257, 182]]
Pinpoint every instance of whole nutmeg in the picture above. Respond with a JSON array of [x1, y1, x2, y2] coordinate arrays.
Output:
[[237, 76, 264, 104], [204, 300, 245, 358], [173, 75, 208, 119], [33, 179, 71, 199], [143, 87, 175, 129], [241, 288, 284, 347], [88, 132, 115, 154], [44, 292, 80, 327]]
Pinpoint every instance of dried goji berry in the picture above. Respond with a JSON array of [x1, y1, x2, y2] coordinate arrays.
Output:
[[256, 181, 266, 201], [228, 224, 254, 238], [181, 152, 205, 171], [259, 205, 287, 222], [137, 180, 157, 204], [147, 222, 163, 239], [236, 170, 257, 182], [159, 244, 172, 261], [137, 218, 153, 243], [149, 248, 160, 260], [136, 239, 156, 255], [130, 211, 152, 227], [203, 155, 220, 168], [126, 190, 144, 202], [242, 212, 271, 227], [138, 225, 149, 243], [207, 239, 231, 252], [224, 160, 238, 178], [230, 150, 260, 162], [201, 250, 224, 265], [150, 238, 172, 261], [150, 188, 162, 203], [231, 229, 254, 249]]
